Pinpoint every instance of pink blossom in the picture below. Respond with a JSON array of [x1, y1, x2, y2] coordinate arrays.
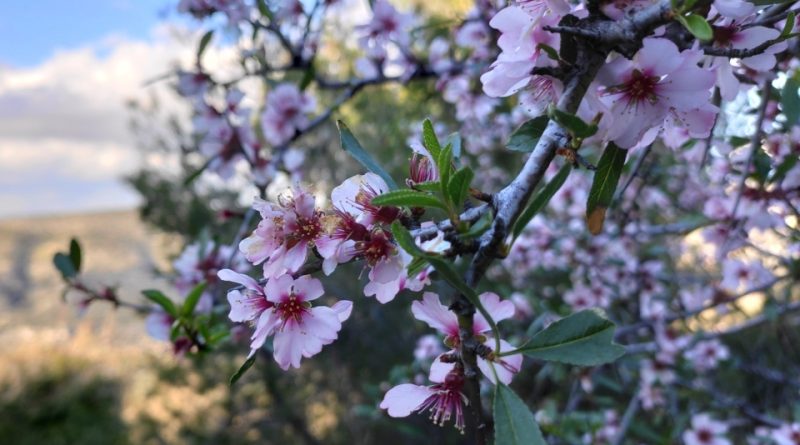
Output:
[[145, 310, 174, 342], [380, 367, 468, 432], [769, 423, 800, 445], [221, 271, 352, 367], [720, 258, 772, 292], [480, 10, 561, 98], [683, 413, 730, 445], [357, 0, 414, 51], [685, 339, 730, 372], [239, 186, 324, 278], [411, 291, 521, 384], [414, 334, 445, 361], [711, 22, 787, 100], [597, 38, 716, 148], [262, 84, 316, 146], [263, 274, 352, 369]]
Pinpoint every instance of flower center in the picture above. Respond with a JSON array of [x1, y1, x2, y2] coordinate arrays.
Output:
[[623, 69, 660, 104], [276, 293, 309, 324], [357, 230, 395, 265], [697, 428, 713, 443], [296, 215, 322, 241]]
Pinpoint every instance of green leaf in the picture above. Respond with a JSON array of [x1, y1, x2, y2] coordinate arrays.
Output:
[[182, 282, 207, 317], [256, 0, 274, 20], [536, 43, 560, 62], [230, 356, 257, 386], [518, 309, 625, 366], [586, 143, 628, 235], [184, 157, 213, 186], [680, 14, 713, 41], [781, 76, 800, 127], [390, 221, 427, 257], [547, 106, 598, 138], [448, 166, 474, 208], [53, 253, 77, 280], [782, 11, 796, 37], [337, 121, 398, 190], [494, 384, 546, 445], [437, 143, 453, 198], [507, 116, 550, 152], [69, 238, 82, 272], [371, 189, 446, 209], [412, 181, 440, 193], [197, 30, 214, 60], [422, 118, 442, 159], [299, 63, 316, 91], [512, 164, 572, 239], [142, 289, 178, 318]]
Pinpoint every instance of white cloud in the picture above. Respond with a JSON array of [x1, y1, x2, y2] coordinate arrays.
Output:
[[0, 24, 204, 219]]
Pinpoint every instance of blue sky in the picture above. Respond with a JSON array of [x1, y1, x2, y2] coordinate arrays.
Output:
[[0, 0, 172, 67]]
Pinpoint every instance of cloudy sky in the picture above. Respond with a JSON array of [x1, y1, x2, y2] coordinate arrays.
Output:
[[0, 0, 194, 219]]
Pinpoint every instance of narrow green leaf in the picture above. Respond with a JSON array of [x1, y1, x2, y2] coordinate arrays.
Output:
[[518, 309, 625, 366], [547, 106, 597, 138], [412, 181, 440, 193], [437, 144, 453, 189], [390, 221, 427, 257], [184, 157, 213, 186], [142, 289, 178, 318], [680, 14, 713, 41], [182, 282, 207, 317], [337, 121, 398, 190], [299, 63, 315, 91], [422, 118, 442, 159], [586, 143, 628, 235], [230, 356, 257, 386], [781, 11, 795, 37], [53, 253, 77, 280], [69, 238, 82, 272], [256, 0, 274, 20], [536, 43, 560, 62], [512, 164, 572, 239], [197, 30, 214, 60], [407, 256, 429, 277], [448, 166, 474, 209], [781, 76, 800, 127], [494, 384, 546, 445], [507, 116, 550, 152], [371, 189, 446, 209]]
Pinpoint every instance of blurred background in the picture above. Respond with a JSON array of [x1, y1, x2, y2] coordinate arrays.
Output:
[[0, 1, 479, 444]]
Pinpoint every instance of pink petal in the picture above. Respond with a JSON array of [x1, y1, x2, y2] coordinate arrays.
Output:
[[371, 255, 403, 284], [474, 292, 515, 333], [380, 384, 434, 417], [218, 269, 261, 292], [477, 339, 523, 385], [411, 292, 458, 336], [293, 275, 325, 301], [637, 38, 682, 77], [331, 300, 353, 322], [429, 353, 455, 383], [265, 274, 294, 303]]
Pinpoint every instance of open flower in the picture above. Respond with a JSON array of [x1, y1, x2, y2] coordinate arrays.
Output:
[[380, 366, 468, 432], [411, 292, 522, 384], [239, 186, 324, 278], [220, 271, 352, 368], [683, 413, 730, 445], [596, 38, 716, 148]]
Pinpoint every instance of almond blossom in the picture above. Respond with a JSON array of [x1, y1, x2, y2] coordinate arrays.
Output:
[[683, 413, 731, 445], [219, 270, 352, 368], [411, 291, 523, 384], [380, 366, 469, 432], [596, 38, 717, 148], [262, 84, 316, 146], [239, 186, 324, 278]]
